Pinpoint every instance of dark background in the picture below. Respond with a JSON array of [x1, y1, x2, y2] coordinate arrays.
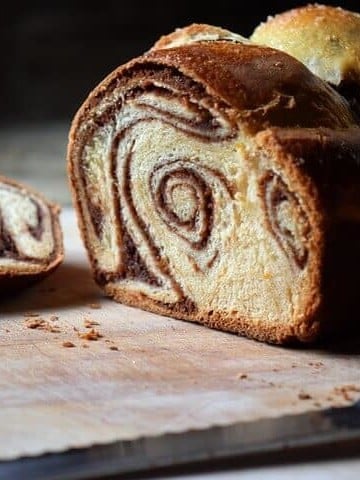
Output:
[[1, 0, 359, 124]]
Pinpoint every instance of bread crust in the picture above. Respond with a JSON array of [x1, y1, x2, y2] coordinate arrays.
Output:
[[251, 4, 360, 85], [70, 41, 355, 135], [251, 4, 360, 119]]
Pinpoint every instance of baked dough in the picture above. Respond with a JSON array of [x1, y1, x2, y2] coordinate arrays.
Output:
[[0, 176, 63, 293], [67, 26, 360, 344], [151, 22, 250, 49], [251, 4, 360, 118]]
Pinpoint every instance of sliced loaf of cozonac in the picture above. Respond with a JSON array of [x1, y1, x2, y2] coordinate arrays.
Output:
[[67, 25, 360, 344]]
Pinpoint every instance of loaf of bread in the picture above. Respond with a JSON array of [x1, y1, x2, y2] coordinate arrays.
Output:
[[251, 4, 360, 119], [67, 25, 360, 344], [0, 175, 63, 294]]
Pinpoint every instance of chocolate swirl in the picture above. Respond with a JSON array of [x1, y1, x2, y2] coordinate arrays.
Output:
[[260, 170, 310, 269], [151, 161, 218, 250], [73, 64, 238, 307]]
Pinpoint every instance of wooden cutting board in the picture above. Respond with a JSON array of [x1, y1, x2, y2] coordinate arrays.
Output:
[[1, 208, 359, 461]]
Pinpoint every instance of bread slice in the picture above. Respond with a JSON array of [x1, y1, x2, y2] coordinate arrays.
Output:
[[250, 4, 360, 119], [0, 175, 63, 293], [67, 27, 360, 344]]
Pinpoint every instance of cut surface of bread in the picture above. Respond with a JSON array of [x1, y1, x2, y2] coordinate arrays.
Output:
[[250, 4, 360, 118], [67, 27, 360, 344], [0, 176, 63, 293]]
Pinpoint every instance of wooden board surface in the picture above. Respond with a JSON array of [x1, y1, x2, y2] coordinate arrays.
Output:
[[1, 208, 359, 461]]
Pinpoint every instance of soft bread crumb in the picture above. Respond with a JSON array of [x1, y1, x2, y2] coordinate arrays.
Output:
[[84, 318, 100, 328], [78, 328, 103, 340]]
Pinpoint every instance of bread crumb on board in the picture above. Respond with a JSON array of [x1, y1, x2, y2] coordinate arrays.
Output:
[[334, 384, 360, 402], [21, 311, 122, 352], [25, 318, 61, 333], [84, 318, 100, 328], [298, 392, 312, 400], [78, 328, 103, 341]]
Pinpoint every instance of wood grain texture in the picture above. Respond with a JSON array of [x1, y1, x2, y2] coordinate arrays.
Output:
[[0, 208, 359, 460]]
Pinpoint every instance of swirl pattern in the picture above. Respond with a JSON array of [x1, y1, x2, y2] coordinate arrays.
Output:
[[69, 57, 321, 340], [260, 171, 310, 269], [0, 183, 56, 269], [74, 65, 238, 304]]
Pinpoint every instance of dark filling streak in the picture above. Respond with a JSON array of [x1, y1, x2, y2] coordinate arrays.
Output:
[[27, 200, 44, 241], [260, 171, 309, 269], [135, 102, 227, 140], [0, 212, 19, 258], [86, 202, 104, 238], [152, 158, 235, 199], [121, 227, 162, 286], [131, 87, 232, 138], [135, 109, 233, 144], [155, 168, 214, 250]]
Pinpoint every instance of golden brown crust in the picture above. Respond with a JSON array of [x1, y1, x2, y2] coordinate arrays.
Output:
[[103, 284, 320, 345], [71, 40, 356, 135], [250, 4, 360, 119], [251, 4, 360, 86], [0, 175, 64, 294]]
